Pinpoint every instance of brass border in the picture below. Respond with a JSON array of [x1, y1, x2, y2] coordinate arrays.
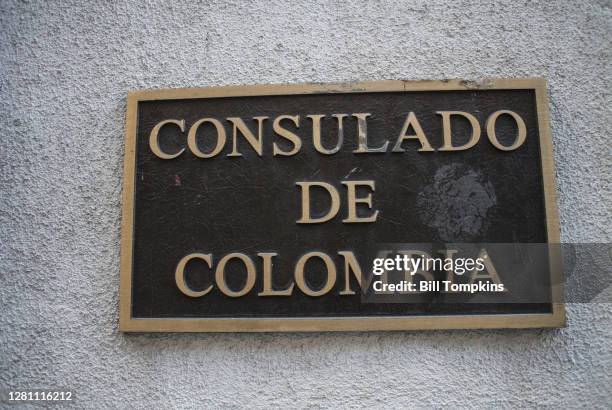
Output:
[[119, 78, 565, 332]]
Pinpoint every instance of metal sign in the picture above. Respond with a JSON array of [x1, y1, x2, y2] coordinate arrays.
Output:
[[119, 79, 563, 332]]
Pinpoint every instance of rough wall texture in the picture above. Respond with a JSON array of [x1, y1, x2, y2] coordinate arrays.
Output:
[[0, 0, 610, 408]]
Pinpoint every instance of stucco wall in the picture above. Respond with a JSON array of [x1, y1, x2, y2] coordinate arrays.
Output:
[[1, 0, 610, 408]]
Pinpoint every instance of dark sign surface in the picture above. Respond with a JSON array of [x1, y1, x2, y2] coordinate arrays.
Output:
[[119, 79, 563, 332]]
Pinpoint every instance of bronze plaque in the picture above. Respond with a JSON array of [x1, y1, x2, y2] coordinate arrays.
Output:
[[119, 79, 564, 332]]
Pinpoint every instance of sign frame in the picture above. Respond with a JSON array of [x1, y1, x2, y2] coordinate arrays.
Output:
[[119, 78, 564, 332]]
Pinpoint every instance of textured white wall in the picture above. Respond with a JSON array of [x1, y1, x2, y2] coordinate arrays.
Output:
[[1, 0, 610, 408]]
